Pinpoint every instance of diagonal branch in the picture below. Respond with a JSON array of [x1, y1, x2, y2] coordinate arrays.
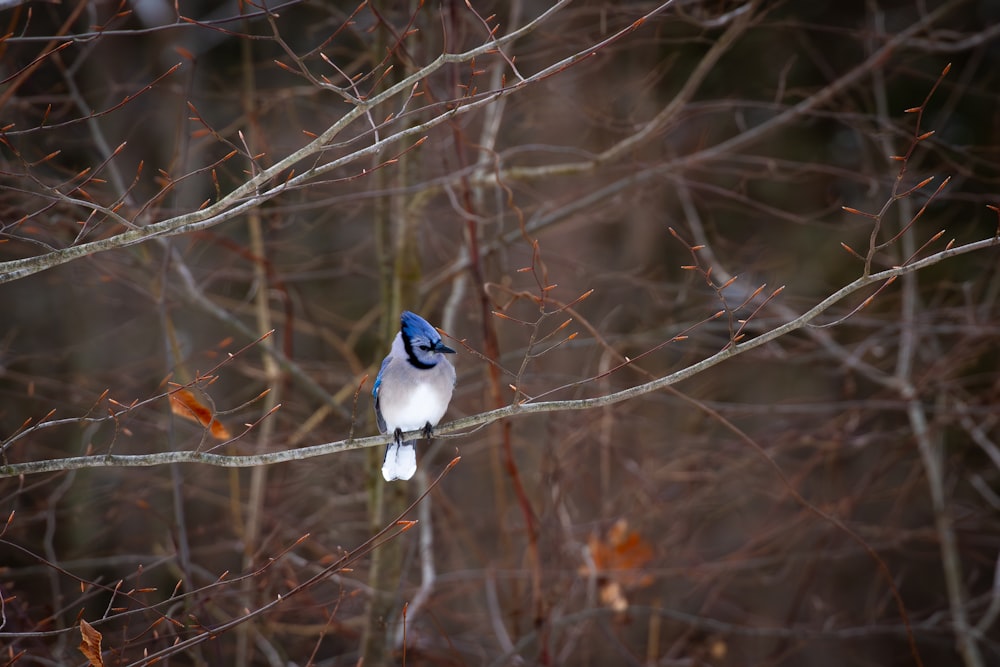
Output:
[[0, 0, 677, 286]]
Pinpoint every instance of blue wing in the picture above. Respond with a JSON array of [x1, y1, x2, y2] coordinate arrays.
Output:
[[373, 355, 392, 434], [372, 355, 391, 398]]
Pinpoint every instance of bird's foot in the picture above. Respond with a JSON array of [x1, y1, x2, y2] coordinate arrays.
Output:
[[393, 427, 404, 444], [422, 422, 434, 440]]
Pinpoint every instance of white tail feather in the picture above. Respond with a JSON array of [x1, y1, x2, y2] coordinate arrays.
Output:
[[381, 442, 417, 481]]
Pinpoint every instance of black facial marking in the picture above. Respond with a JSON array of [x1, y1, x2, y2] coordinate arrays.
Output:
[[402, 332, 437, 370]]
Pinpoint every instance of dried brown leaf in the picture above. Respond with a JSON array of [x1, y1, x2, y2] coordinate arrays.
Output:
[[169, 387, 231, 440], [79, 619, 104, 667]]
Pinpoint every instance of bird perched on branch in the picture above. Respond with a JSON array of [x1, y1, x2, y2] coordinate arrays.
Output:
[[373, 311, 457, 481]]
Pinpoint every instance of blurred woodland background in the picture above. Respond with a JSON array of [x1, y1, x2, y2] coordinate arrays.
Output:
[[1, 0, 1000, 665]]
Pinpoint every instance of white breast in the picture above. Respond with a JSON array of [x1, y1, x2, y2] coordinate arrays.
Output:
[[380, 381, 451, 432]]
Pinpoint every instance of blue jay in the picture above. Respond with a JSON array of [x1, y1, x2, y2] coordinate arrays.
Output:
[[373, 311, 457, 481]]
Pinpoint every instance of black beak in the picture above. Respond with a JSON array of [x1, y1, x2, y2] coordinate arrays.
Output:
[[435, 341, 456, 354]]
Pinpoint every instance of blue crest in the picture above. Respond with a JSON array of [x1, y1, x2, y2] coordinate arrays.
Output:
[[400, 311, 440, 343]]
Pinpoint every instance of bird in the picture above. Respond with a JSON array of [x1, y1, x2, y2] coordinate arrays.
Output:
[[373, 311, 457, 481]]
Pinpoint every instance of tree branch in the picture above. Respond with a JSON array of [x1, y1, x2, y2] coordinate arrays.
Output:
[[3, 234, 995, 478]]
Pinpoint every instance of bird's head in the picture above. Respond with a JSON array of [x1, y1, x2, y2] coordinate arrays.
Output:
[[399, 310, 455, 368]]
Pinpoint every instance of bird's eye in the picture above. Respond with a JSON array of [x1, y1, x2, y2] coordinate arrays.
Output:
[[419, 345, 431, 351]]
